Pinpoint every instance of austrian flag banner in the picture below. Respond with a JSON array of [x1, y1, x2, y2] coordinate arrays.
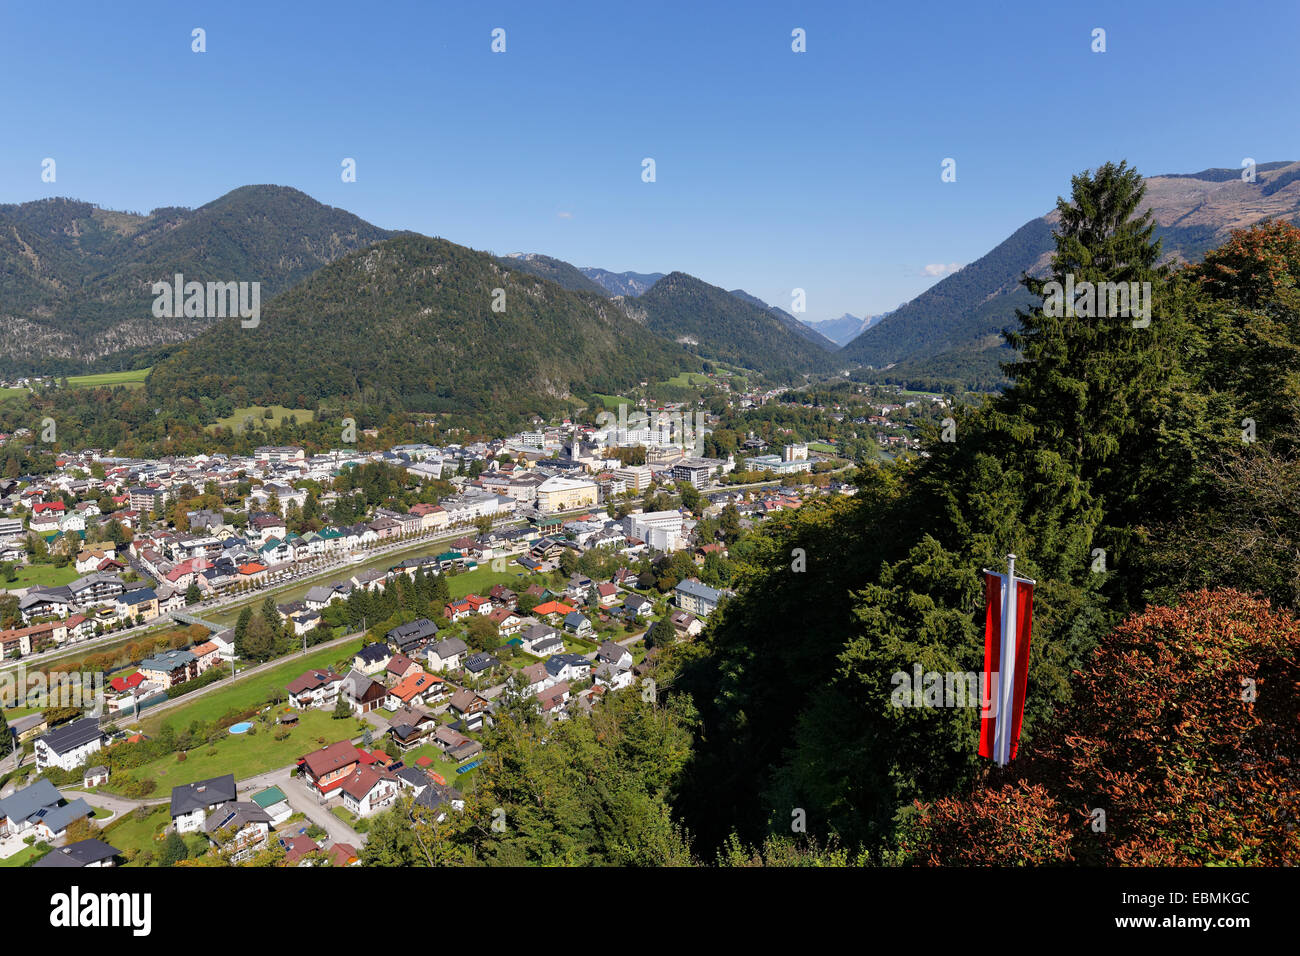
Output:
[[978, 555, 1035, 766]]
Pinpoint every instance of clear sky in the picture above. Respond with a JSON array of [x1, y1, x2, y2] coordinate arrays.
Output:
[[2, 0, 1297, 321]]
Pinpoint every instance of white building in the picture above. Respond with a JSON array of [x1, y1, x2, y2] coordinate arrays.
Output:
[[623, 510, 685, 552], [34, 718, 106, 772]]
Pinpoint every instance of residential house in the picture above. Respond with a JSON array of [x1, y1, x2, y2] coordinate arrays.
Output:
[[298, 741, 363, 799], [562, 610, 595, 640], [386, 671, 444, 710], [446, 688, 491, 731], [387, 705, 438, 751], [286, 669, 344, 710], [595, 641, 633, 670], [426, 636, 468, 672], [544, 653, 592, 685], [386, 618, 439, 656], [204, 802, 272, 862], [384, 653, 423, 684], [341, 669, 388, 715], [669, 609, 704, 638], [138, 649, 198, 689], [170, 774, 238, 834], [674, 578, 723, 616], [462, 652, 499, 678], [34, 718, 105, 772], [33, 838, 121, 868], [353, 642, 391, 675]]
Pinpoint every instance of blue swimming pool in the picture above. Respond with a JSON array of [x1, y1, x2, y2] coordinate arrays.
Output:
[[228, 722, 254, 734]]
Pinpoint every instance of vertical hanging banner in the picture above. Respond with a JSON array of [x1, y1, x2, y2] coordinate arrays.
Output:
[[978, 554, 1035, 766]]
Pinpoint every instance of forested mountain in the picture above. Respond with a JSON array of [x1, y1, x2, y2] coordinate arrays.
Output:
[[844, 161, 1300, 391], [146, 234, 692, 429], [728, 290, 839, 351], [580, 266, 665, 297], [631, 272, 835, 379], [0, 185, 394, 373], [496, 252, 612, 297]]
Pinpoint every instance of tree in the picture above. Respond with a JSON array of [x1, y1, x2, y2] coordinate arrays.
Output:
[[645, 615, 675, 650], [465, 614, 499, 653], [185, 582, 201, 606], [159, 831, 189, 866], [900, 591, 1300, 866], [0, 709, 12, 758], [332, 696, 352, 720], [234, 607, 253, 658]]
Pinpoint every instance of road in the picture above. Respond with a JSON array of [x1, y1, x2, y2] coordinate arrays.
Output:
[[3, 517, 517, 673], [112, 628, 366, 728], [60, 746, 369, 848]]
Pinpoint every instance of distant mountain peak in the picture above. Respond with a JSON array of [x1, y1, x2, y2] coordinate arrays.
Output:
[[580, 267, 665, 297]]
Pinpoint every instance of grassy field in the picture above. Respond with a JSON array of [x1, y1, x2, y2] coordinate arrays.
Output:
[[591, 394, 636, 411], [1, 563, 80, 591], [807, 441, 838, 454], [447, 564, 537, 600], [100, 806, 207, 865], [107, 709, 368, 793], [661, 372, 710, 388], [208, 405, 315, 435], [0, 843, 51, 867], [65, 368, 151, 389], [399, 744, 478, 785], [135, 639, 364, 736], [0, 386, 29, 399]]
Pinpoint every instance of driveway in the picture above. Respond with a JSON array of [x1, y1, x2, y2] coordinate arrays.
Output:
[[273, 768, 365, 847]]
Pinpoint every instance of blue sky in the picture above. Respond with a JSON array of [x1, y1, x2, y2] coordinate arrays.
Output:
[[2, 0, 1297, 321]]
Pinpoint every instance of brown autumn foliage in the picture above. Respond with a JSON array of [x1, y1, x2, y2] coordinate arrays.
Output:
[[900, 590, 1300, 865]]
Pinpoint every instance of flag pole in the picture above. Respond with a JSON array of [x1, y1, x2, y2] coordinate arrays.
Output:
[[997, 553, 1018, 766]]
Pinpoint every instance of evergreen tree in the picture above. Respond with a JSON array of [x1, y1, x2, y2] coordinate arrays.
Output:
[[234, 607, 253, 659]]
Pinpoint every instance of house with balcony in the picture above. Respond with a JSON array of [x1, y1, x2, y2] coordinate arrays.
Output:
[[170, 774, 238, 834], [286, 669, 344, 710]]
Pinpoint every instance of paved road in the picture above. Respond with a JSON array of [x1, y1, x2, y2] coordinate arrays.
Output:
[[112, 628, 366, 728], [252, 766, 365, 847], [60, 759, 366, 847], [2, 519, 513, 673]]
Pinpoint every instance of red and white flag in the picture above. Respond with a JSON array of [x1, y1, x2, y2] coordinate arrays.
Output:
[[979, 555, 1034, 766]]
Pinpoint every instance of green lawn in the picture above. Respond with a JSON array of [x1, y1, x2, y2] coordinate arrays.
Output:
[[807, 441, 837, 454], [65, 368, 151, 389], [102, 806, 169, 865], [0, 386, 29, 399], [447, 565, 541, 599], [661, 372, 710, 388], [399, 744, 477, 785], [109, 709, 368, 793], [136, 639, 364, 736], [208, 405, 315, 435], [1, 563, 80, 591], [0, 843, 51, 867]]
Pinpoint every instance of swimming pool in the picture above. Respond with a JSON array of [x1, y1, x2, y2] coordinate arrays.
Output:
[[228, 722, 254, 734]]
